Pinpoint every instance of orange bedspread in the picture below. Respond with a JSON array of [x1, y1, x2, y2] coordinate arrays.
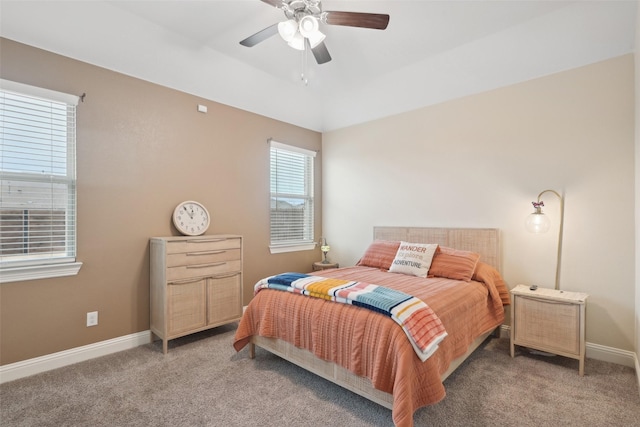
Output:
[[233, 262, 508, 427]]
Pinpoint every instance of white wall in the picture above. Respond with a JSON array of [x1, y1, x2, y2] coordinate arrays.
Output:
[[323, 55, 635, 352]]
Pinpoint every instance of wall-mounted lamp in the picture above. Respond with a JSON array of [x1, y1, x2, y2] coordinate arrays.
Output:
[[319, 237, 331, 264], [526, 189, 565, 290]]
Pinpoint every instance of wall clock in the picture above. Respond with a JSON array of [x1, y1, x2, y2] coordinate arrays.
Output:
[[172, 201, 210, 236]]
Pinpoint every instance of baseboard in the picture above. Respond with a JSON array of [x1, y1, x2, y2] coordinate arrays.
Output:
[[0, 330, 151, 384], [585, 342, 636, 367], [499, 325, 636, 368], [1, 327, 636, 384], [635, 353, 640, 397]]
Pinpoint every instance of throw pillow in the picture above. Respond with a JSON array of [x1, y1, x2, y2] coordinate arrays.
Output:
[[389, 241, 438, 277]]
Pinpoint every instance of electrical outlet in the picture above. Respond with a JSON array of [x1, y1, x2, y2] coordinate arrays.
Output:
[[86, 311, 98, 327]]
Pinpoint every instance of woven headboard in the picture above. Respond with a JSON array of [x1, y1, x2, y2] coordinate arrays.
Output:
[[373, 227, 501, 273]]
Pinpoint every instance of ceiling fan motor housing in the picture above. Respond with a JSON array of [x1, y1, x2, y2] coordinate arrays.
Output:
[[284, 0, 322, 21]]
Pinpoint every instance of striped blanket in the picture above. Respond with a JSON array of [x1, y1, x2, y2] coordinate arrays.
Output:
[[255, 272, 448, 362]]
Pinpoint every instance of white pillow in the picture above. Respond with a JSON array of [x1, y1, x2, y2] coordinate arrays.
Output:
[[389, 242, 438, 278]]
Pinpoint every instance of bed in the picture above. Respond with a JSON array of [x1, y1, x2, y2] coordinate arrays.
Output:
[[233, 227, 510, 427]]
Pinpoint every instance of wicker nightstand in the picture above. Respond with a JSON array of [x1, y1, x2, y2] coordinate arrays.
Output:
[[510, 284, 589, 375], [312, 261, 339, 271]]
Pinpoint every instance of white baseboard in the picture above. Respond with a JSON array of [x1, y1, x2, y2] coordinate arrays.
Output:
[[635, 353, 640, 398], [0, 330, 151, 384], [586, 342, 637, 367], [1, 327, 637, 384], [499, 325, 636, 367]]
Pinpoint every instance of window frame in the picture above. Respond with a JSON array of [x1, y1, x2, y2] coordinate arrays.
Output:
[[269, 139, 316, 254], [0, 79, 82, 283]]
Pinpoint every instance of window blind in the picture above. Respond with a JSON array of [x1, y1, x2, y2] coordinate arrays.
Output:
[[0, 79, 78, 268], [269, 140, 315, 249]]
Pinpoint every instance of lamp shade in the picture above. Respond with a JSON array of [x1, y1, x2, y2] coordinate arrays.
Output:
[[287, 32, 305, 50], [306, 30, 325, 48], [525, 212, 551, 233], [278, 19, 298, 42], [299, 15, 319, 37], [298, 15, 325, 48]]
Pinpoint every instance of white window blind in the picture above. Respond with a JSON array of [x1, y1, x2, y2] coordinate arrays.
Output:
[[269, 140, 316, 252], [0, 79, 79, 271]]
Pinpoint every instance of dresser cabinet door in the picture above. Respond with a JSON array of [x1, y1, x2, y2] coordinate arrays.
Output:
[[207, 273, 242, 325], [167, 278, 207, 336]]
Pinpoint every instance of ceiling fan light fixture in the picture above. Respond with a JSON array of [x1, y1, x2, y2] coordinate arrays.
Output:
[[277, 19, 298, 42], [299, 15, 319, 37], [306, 30, 325, 48], [287, 32, 305, 50]]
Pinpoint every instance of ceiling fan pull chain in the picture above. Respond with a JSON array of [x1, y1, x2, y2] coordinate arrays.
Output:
[[301, 43, 309, 86]]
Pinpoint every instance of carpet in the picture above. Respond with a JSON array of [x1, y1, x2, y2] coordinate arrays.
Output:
[[1, 324, 638, 426]]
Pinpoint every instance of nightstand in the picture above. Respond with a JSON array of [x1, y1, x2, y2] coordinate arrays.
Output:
[[312, 261, 339, 271], [510, 284, 589, 375]]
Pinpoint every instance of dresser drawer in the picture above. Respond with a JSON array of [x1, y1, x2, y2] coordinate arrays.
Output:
[[167, 248, 240, 267], [167, 260, 241, 282], [166, 237, 241, 254]]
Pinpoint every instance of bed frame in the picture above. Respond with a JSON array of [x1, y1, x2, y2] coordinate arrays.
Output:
[[248, 227, 501, 410]]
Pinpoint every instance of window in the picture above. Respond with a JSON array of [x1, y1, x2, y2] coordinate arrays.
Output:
[[269, 140, 316, 253], [0, 79, 82, 283]]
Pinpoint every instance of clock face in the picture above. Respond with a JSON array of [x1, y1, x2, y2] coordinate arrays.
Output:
[[172, 201, 210, 236]]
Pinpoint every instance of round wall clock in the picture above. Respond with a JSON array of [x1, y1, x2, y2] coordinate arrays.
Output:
[[172, 201, 210, 236]]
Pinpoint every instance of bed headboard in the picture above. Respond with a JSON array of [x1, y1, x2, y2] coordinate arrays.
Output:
[[373, 227, 501, 273]]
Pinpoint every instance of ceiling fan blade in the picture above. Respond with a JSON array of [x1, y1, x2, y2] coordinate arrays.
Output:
[[309, 40, 332, 65], [240, 23, 279, 47], [323, 11, 390, 30], [260, 0, 286, 8]]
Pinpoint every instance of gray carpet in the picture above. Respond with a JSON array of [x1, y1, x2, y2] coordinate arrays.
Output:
[[1, 323, 638, 426]]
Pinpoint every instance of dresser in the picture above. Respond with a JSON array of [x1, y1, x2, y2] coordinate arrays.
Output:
[[510, 284, 588, 375], [150, 235, 243, 353]]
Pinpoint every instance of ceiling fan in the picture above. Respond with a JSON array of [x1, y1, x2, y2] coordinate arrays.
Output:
[[240, 0, 390, 65]]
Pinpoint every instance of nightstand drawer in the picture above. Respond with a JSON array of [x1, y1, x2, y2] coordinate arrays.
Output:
[[514, 296, 580, 355]]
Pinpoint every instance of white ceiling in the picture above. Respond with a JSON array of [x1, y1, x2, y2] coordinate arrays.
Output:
[[1, 1, 637, 132]]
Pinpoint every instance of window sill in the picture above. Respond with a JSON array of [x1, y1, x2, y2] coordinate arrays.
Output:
[[0, 262, 83, 284], [269, 243, 316, 254]]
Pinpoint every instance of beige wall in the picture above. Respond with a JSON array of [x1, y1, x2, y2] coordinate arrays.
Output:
[[0, 38, 322, 365], [323, 55, 636, 352]]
